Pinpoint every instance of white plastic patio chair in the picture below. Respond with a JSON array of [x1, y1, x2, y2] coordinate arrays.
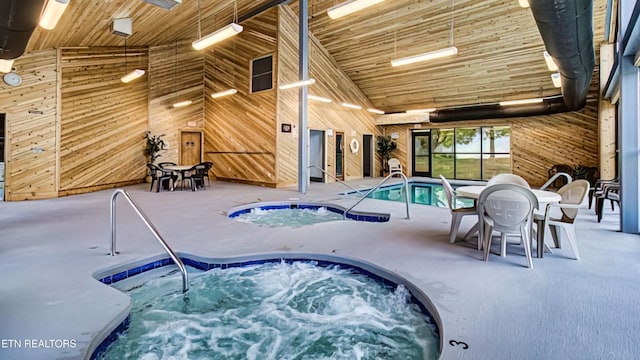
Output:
[[440, 175, 478, 247], [478, 184, 539, 268], [533, 179, 589, 260], [388, 158, 402, 174], [487, 173, 531, 188]]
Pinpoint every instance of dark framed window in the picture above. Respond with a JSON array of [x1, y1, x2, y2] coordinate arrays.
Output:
[[432, 126, 510, 181], [250, 54, 273, 93]]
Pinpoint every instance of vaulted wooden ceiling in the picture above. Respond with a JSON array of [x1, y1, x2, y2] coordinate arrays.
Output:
[[24, 0, 608, 114]]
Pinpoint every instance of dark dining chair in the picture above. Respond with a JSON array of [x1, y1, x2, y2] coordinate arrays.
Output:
[[182, 163, 207, 191], [146, 163, 175, 192], [202, 161, 213, 186]]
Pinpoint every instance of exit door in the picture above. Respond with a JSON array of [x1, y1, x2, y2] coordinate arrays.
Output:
[[181, 131, 202, 165], [412, 131, 431, 177]]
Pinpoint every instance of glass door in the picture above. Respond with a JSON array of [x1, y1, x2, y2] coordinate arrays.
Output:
[[412, 131, 431, 177]]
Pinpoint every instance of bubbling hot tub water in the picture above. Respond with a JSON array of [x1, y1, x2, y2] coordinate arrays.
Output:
[[95, 261, 439, 360]]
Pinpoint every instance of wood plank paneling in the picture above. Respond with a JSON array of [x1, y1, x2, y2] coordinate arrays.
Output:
[[277, 5, 381, 186], [204, 7, 278, 186], [0, 50, 58, 200], [60, 47, 149, 191], [149, 41, 205, 164]]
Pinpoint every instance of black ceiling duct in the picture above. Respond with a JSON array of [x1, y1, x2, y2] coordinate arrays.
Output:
[[528, 0, 595, 111], [0, 0, 46, 60], [428, 96, 570, 122]]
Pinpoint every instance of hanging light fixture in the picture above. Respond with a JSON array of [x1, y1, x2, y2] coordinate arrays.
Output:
[[327, 0, 385, 20], [0, 59, 15, 73], [39, 0, 70, 30], [391, 0, 458, 67], [171, 41, 191, 108], [211, 88, 238, 98], [120, 38, 146, 83], [192, 0, 243, 50], [278, 78, 316, 90]]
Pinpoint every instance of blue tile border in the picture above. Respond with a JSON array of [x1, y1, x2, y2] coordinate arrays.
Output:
[[92, 255, 440, 359]]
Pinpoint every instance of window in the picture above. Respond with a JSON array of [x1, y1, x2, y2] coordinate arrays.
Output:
[[250, 54, 273, 93], [432, 126, 510, 181]]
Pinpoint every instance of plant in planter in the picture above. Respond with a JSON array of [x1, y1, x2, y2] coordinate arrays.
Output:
[[144, 131, 166, 164], [376, 135, 397, 176]]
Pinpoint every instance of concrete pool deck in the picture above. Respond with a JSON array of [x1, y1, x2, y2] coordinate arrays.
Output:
[[0, 179, 638, 359]]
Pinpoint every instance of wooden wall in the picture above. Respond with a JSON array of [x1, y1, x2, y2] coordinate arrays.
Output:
[[59, 47, 149, 194], [149, 41, 205, 164], [0, 50, 58, 201], [203, 8, 279, 186], [277, 5, 381, 186]]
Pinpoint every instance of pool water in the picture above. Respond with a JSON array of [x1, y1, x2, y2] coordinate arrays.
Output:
[[96, 261, 439, 360], [368, 183, 474, 208], [233, 207, 344, 227]]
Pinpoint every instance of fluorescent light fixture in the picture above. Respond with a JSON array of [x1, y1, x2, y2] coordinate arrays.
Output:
[[120, 69, 145, 83], [499, 98, 543, 106], [518, 0, 529, 7], [172, 100, 193, 108], [309, 94, 332, 103], [391, 47, 458, 67], [543, 51, 558, 71], [367, 108, 385, 114], [39, 0, 70, 30], [551, 73, 561, 88], [0, 59, 15, 73], [327, 0, 385, 20], [211, 88, 238, 98], [405, 108, 436, 114], [340, 102, 362, 110], [192, 23, 243, 50], [278, 78, 316, 90], [143, 0, 182, 10]]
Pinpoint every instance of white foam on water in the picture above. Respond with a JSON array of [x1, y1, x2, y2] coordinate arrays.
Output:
[[98, 262, 438, 360]]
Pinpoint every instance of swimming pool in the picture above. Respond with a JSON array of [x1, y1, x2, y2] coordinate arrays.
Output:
[[92, 255, 442, 359], [227, 201, 390, 226], [354, 181, 475, 208]]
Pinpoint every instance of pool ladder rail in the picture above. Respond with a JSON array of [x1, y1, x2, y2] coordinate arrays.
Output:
[[109, 189, 189, 295], [343, 171, 410, 220], [307, 165, 366, 196]]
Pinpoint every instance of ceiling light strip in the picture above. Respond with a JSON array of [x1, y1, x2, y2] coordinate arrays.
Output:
[[39, 0, 70, 30], [121, 69, 146, 83], [367, 108, 384, 114], [499, 98, 543, 106], [405, 108, 436, 114], [551, 73, 561, 88], [192, 23, 243, 50], [278, 78, 316, 90], [327, 0, 386, 20], [543, 51, 559, 71], [211, 88, 238, 98], [172, 100, 193, 108], [0, 59, 15, 73], [391, 47, 458, 67], [341, 102, 362, 110], [308, 94, 332, 103]]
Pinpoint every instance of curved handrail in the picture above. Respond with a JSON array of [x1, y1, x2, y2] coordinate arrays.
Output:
[[110, 189, 189, 295], [308, 165, 366, 196], [540, 172, 573, 190], [343, 171, 410, 220]]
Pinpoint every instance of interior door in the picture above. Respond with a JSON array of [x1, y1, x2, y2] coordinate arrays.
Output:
[[309, 130, 325, 182], [335, 132, 344, 180], [181, 131, 202, 165], [412, 131, 431, 177]]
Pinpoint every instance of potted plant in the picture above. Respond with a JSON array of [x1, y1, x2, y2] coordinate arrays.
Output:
[[144, 131, 166, 165], [377, 135, 397, 176]]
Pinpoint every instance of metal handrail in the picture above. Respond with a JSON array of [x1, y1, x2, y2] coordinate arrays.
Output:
[[343, 171, 410, 220], [110, 189, 189, 295], [540, 172, 573, 190], [308, 165, 366, 196]]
